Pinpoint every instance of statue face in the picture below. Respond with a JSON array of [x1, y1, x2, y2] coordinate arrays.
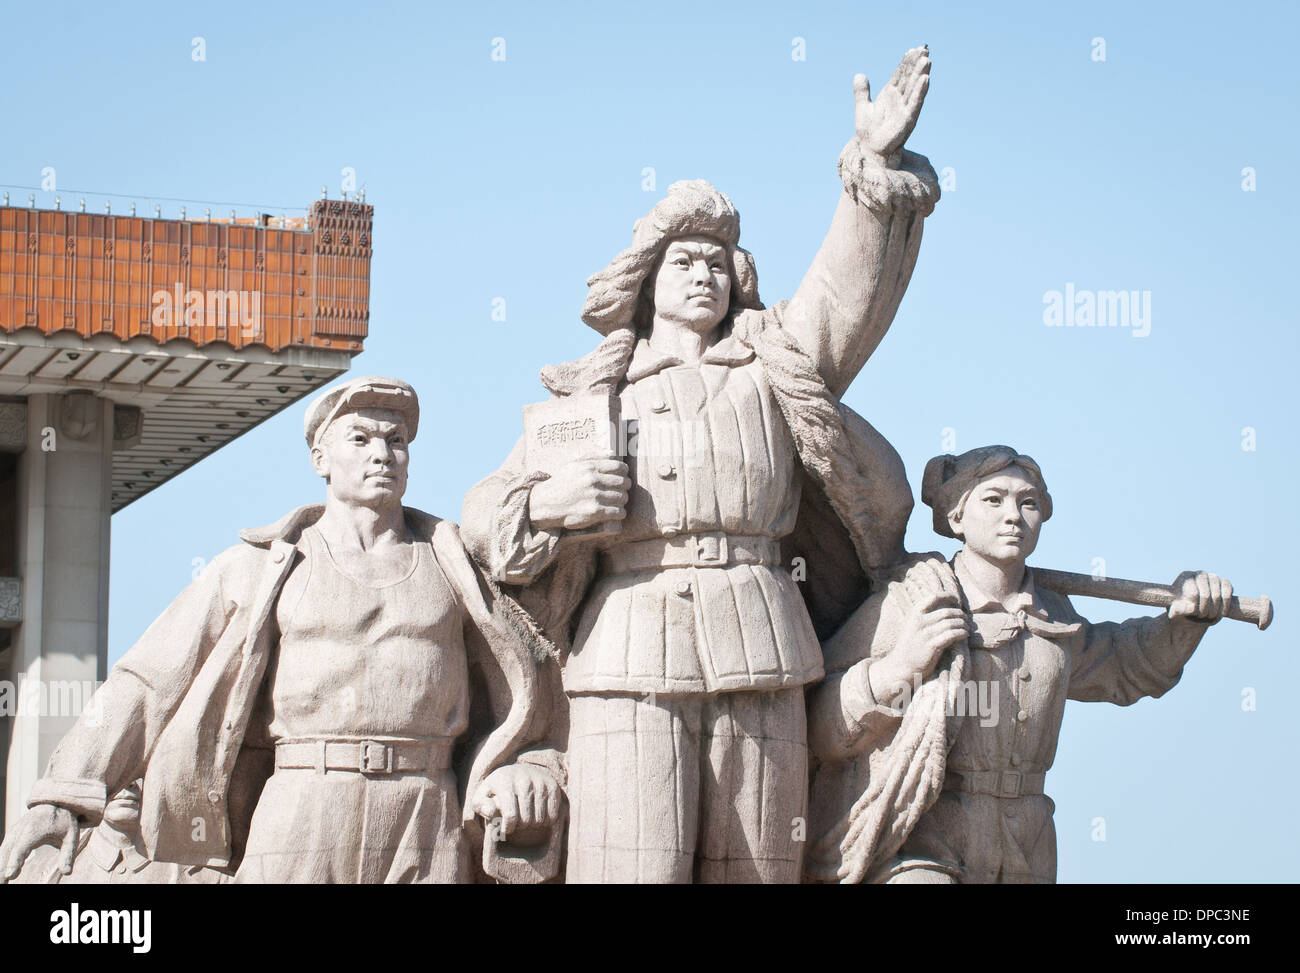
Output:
[[311, 407, 410, 508], [649, 235, 731, 334], [950, 465, 1044, 565]]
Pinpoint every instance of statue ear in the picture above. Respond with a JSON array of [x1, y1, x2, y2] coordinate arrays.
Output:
[[946, 508, 964, 540], [309, 444, 329, 479]]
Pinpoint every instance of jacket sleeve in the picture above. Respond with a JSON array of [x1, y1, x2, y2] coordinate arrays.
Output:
[[461, 434, 564, 585], [780, 143, 940, 398], [1064, 597, 1211, 705], [26, 545, 250, 822], [806, 583, 909, 763]]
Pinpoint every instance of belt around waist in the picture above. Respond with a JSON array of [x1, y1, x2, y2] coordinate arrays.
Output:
[[274, 737, 453, 775], [944, 769, 1046, 798], [600, 532, 781, 574]]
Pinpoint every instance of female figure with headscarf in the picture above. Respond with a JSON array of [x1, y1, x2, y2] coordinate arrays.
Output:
[[804, 446, 1232, 884], [462, 48, 941, 883]]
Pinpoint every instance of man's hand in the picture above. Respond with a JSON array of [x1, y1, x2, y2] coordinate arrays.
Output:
[[528, 453, 630, 532], [0, 803, 80, 883], [1169, 571, 1233, 624], [472, 764, 562, 841], [854, 45, 931, 167]]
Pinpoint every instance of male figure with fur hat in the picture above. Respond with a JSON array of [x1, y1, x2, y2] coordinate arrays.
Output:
[[804, 446, 1231, 884], [0, 377, 562, 883], [463, 48, 941, 883]]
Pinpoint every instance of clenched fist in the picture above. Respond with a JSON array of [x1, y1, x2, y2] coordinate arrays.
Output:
[[1168, 571, 1233, 624], [529, 453, 630, 532], [472, 763, 563, 841], [867, 591, 970, 710]]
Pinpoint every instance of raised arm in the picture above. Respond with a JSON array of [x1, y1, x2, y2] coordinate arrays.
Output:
[[781, 46, 941, 398]]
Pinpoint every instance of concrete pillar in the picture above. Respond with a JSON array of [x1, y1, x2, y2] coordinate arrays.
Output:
[[4, 392, 113, 830]]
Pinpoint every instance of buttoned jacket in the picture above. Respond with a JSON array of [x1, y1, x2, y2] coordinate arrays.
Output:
[[463, 149, 942, 696], [805, 552, 1211, 882]]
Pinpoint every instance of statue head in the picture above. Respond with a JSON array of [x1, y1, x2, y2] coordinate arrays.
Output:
[[922, 446, 1053, 566], [303, 377, 419, 510], [101, 780, 143, 833], [649, 234, 733, 336], [580, 180, 762, 337]]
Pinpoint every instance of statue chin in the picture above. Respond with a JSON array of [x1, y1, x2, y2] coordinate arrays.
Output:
[[101, 809, 139, 832], [651, 309, 727, 336]]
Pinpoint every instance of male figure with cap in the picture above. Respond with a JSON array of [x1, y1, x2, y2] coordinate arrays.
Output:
[[0, 377, 562, 883], [462, 48, 940, 882], [10, 782, 225, 884], [803, 446, 1232, 884]]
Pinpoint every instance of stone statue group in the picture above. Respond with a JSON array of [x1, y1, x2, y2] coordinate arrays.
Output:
[[0, 48, 1260, 884]]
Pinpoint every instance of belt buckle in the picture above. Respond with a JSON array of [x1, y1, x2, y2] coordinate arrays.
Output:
[[694, 534, 728, 567], [359, 741, 393, 775], [999, 770, 1022, 798]]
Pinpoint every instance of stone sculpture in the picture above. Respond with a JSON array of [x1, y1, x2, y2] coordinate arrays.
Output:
[[461, 47, 940, 882], [9, 782, 225, 884], [805, 446, 1239, 883], [0, 377, 564, 884], [0, 48, 1271, 888]]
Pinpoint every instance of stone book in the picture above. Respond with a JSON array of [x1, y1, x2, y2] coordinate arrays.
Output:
[[522, 393, 623, 539]]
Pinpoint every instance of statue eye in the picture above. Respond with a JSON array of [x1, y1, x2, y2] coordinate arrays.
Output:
[[984, 495, 1001, 505]]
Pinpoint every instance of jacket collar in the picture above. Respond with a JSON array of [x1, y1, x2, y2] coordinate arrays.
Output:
[[952, 550, 1041, 617], [85, 828, 151, 874], [625, 332, 755, 382], [239, 504, 442, 547], [952, 551, 1082, 648]]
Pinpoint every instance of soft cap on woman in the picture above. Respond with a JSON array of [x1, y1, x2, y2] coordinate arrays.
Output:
[[921, 445, 1052, 539]]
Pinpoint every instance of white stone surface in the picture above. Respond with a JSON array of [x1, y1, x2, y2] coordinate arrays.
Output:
[[462, 47, 939, 883], [1, 378, 564, 883]]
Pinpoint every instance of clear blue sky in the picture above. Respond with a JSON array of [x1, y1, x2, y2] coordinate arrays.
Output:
[[5, 0, 1296, 882]]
